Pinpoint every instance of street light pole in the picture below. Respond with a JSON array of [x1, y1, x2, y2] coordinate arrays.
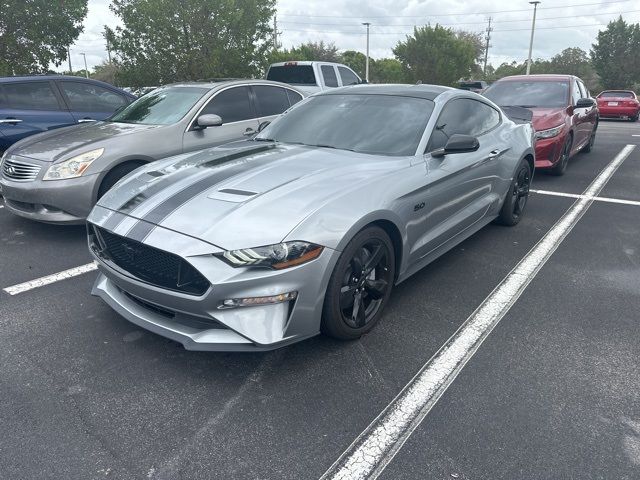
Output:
[[80, 53, 89, 78], [362, 22, 371, 83], [526, 1, 541, 75]]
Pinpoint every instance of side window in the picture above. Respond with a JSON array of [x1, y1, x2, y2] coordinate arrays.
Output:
[[428, 99, 500, 152], [3, 82, 60, 110], [338, 67, 360, 86], [286, 89, 303, 106], [571, 80, 581, 105], [321, 66, 338, 88], [201, 86, 253, 124], [252, 85, 290, 117], [61, 81, 127, 112], [577, 80, 588, 99]]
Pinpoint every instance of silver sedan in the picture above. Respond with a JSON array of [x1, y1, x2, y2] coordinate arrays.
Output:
[[0, 80, 304, 224], [87, 84, 534, 351]]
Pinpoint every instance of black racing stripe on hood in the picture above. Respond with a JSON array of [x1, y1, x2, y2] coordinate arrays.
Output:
[[117, 144, 279, 215], [124, 149, 291, 242], [101, 210, 130, 232]]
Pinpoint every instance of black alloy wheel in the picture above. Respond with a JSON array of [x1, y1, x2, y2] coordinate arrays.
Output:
[[550, 135, 572, 176], [322, 226, 395, 339]]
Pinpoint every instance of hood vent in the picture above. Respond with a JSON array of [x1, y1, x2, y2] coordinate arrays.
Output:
[[207, 188, 259, 203]]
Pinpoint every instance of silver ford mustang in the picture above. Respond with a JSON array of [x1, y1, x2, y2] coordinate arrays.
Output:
[[87, 84, 535, 351]]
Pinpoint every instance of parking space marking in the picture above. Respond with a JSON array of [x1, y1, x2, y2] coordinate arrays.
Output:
[[531, 189, 640, 207], [321, 144, 636, 480], [3, 262, 98, 296]]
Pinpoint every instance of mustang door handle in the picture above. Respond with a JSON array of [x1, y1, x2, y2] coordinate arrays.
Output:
[[489, 149, 502, 158], [78, 118, 96, 123], [0, 118, 23, 124], [243, 128, 256, 136]]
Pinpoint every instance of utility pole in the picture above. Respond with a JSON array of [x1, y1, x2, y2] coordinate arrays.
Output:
[[273, 15, 278, 51], [483, 17, 492, 75], [80, 52, 88, 78], [67, 46, 73, 74], [362, 22, 371, 82], [526, 1, 541, 75]]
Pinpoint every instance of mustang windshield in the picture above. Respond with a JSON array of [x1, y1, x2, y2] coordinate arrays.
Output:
[[483, 81, 570, 108], [257, 94, 434, 156], [109, 86, 209, 125]]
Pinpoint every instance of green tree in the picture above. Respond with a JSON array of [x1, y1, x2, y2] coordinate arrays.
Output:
[[548, 47, 600, 92], [591, 16, 640, 89], [268, 41, 341, 66], [393, 25, 479, 86], [0, 0, 88, 76], [340, 50, 367, 79], [92, 61, 120, 86], [107, 0, 275, 87], [371, 58, 406, 83]]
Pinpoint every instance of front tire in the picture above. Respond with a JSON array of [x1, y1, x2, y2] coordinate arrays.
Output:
[[550, 135, 572, 176], [582, 123, 597, 153], [97, 162, 145, 199], [321, 226, 395, 340], [495, 159, 531, 226]]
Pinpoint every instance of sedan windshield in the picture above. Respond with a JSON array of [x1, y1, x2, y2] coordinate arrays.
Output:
[[109, 86, 209, 125], [256, 94, 434, 156], [483, 81, 569, 108]]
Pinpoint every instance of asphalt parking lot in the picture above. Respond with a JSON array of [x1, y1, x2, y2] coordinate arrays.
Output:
[[1, 120, 639, 480]]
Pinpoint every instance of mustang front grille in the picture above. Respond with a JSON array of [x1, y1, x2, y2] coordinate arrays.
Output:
[[91, 225, 210, 296], [2, 158, 41, 181]]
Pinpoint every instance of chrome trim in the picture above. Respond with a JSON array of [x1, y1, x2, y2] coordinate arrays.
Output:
[[1, 157, 41, 181], [0, 119, 23, 124]]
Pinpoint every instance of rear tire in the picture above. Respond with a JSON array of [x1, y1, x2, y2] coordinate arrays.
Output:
[[97, 162, 145, 199], [495, 159, 531, 227], [631, 114, 639, 122], [321, 226, 395, 340], [550, 135, 572, 176]]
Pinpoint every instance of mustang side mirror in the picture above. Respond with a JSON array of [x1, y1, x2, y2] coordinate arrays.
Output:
[[431, 134, 480, 158], [575, 98, 595, 108], [195, 114, 223, 130]]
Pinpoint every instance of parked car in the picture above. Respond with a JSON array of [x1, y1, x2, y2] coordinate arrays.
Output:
[[266, 61, 362, 94], [459, 80, 488, 93], [0, 75, 135, 152], [483, 74, 599, 175], [87, 84, 534, 352], [0, 80, 304, 224], [596, 90, 639, 122]]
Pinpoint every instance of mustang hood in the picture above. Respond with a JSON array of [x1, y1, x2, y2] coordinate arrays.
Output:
[[94, 142, 406, 250], [9, 121, 159, 162]]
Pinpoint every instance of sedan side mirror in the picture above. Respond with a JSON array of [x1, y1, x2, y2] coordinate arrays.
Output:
[[576, 98, 595, 108], [195, 114, 223, 130], [431, 134, 480, 158]]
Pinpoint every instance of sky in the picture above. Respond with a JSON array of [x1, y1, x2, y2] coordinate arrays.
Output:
[[64, 0, 640, 73]]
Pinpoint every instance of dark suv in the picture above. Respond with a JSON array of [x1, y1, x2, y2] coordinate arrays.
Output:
[[483, 74, 599, 175], [0, 75, 135, 151]]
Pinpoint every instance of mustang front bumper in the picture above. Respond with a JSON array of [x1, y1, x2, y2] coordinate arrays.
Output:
[[89, 214, 340, 351]]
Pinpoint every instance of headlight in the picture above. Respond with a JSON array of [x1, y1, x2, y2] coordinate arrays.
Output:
[[535, 125, 564, 140], [217, 241, 324, 270], [43, 148, 104, 180]]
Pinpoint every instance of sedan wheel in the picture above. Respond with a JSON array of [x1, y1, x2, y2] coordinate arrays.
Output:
[[550, 135, 572, 176], [322, 226, 395, 339]]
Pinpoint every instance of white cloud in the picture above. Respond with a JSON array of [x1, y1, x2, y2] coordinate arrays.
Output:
[[61, 0, 640, 72]]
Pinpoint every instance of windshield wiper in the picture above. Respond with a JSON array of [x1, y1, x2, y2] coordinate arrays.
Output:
[[253, 137, 275, 142], [311, 144, 357, 152]]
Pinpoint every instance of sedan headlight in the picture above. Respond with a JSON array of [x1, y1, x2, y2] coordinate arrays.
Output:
[[217, 241, 324, 270], [43, 148, 104, 180], [535, 125, 564, 140]]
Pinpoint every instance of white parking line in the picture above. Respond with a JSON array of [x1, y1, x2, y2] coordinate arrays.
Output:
[[320, 144, 637, 480], [531, 189, 640, 206], [3, 262, 98, 296]]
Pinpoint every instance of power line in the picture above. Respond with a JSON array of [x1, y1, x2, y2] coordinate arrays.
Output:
[[278, 0, 631, 18], [278, 9, 640, 27]]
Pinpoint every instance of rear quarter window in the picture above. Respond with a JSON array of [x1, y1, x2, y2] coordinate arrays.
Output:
[[3, 82, 61, 110], [266, 65, 317, 86]]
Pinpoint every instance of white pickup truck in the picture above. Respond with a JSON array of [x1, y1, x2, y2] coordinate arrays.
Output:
[[266, 61, 362, 95]]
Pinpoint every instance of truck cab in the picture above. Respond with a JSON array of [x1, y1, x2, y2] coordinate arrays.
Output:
[[266, 61, 362, 95]]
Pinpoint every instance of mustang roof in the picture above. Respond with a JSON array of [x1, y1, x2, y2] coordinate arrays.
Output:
[[322, 84, 451, 100]]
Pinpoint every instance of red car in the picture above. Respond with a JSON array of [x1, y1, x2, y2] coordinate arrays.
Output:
[[596, 90, 639, 122], [484, 74, 599, 175]]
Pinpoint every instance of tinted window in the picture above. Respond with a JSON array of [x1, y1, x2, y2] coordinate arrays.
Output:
[[266, 65, 317, 86], [321, 66, 338, 87], [428, 99, 500, 151], [483, 80, 569, 108], [286, 89, 303, 106], [256, 94, 434, 156], [253, 85, 290, 117], [599, 91, 634, 98], [110, 86, 208, 125], [338, 67, 360, 86], [202, 86, 253, 123], [61, 81, 127, 112], [3, 82, 60, 110]]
